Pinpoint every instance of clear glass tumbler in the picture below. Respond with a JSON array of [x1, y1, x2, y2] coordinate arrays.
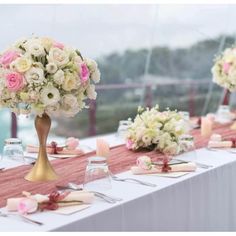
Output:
[[83, 156, 112, 192], [178, 134, 198, 162], [117, 120, 131, 139], [2, 138, 25, 163]]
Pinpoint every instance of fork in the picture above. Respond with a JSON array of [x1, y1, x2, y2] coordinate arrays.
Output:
[[56, 183, 122, 203], [0, 211, 43, 226], [174, 158, 213, 169], [68, 182, 123, 203], [109, 172, 157, 187]]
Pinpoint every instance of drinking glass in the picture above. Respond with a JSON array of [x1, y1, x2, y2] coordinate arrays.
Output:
[[83, 156, 112, 192], [2, 138, 25, 163], [116, 120, 131, 139], [215, 105, 231, 123], [179, 111, 191, 132], [178, 134, 198, 162]]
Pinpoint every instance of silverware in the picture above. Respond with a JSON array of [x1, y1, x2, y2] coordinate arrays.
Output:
[[174, 158, 213, 169], [109, 172, 157, 187], [0, 211, 43, 226], [68, 182, 122, 203], [56, 183, 122, 204]]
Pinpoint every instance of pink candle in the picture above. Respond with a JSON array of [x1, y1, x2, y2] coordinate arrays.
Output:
[[96, 138, 110, 158], [201, 117, 213, 137]]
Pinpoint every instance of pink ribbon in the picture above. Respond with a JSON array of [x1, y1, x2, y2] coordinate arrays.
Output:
[[39, 191, 70, 211]]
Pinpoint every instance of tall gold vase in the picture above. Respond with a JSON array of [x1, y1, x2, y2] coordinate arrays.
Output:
[[25, 113, 58, 182]]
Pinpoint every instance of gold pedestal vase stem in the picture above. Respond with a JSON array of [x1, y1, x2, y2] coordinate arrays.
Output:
[[25, 113, 58, 182]]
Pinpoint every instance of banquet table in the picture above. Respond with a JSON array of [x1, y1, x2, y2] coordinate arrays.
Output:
[[1, 131, 236, 231]]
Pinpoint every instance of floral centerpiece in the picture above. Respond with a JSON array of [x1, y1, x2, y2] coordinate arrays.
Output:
[[212, 45, 236, 92], [0, 36, 100, 181], [211, 46, 236, 120], [0, 36, 100, 116], [126, 105, 187, 156]]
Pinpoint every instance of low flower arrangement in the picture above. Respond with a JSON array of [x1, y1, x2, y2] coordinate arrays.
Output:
[[0, 36, 100, 117], [212, 45, 236, 91], [126, 105, 187, 156]]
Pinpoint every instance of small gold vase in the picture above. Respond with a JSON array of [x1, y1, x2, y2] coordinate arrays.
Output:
[[25, 113, 58, 182]]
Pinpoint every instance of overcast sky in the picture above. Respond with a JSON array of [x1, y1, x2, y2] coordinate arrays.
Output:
[[0, 4, 236, 58]]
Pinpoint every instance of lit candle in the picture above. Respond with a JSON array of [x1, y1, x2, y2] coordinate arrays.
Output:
[[201, 117, 213, 137]]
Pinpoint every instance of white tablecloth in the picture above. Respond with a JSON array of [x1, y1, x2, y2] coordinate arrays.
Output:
[[1, 134, 236, 231]]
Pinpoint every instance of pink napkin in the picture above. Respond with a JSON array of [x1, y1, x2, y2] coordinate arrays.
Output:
[[26, 144, 84, 156], [6, 191, 94, 212], [131, 162, 197, 175], [208, 141, 232, 148]]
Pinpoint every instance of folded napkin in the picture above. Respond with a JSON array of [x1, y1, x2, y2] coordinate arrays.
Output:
[[131, 162, 197, 175], [6, 190, 94, 212], [26, 144, 84, 156], [208, 140, 232, 149]]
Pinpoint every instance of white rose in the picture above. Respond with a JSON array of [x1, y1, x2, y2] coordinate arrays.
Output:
[[45, 103, 60, 116], [61, 94, 80, 117], [86, 84, 97, 100], [53, 69, 64, 85], [47, 48, 69, 67], [74, 55, 83, 64], [85, 58, 97, 71], [163, 142, 179, 156], [46, 62, 57, 74], [26, 40, 45, 57], [40, 84, 60, 106], [25, 67, 45, 84], [91, 69, 101, 83]]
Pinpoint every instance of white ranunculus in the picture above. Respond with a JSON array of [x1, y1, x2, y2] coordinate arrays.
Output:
[[46, 62, 57, 74], [40, 84, 60, 106], [25, 67, 45, 84], [47, 48, 69, 67], [53, 69, 65, 85], [86, 84, 97, 100]]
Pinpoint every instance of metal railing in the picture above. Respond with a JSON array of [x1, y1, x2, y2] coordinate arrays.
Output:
[[11, 80, 216, 138]]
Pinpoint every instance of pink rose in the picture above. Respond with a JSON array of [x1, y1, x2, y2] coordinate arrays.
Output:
[[53, 41, 64, 50], [65, 137, 79, 150], [223, 62, 231, 74], [17, 198, 38, 214], [136, 156, 152, 170], [6, 72, 24, 92], [80, 63, 90, 83], [126, 139, 134, 150], [0, 51, 19, 67]]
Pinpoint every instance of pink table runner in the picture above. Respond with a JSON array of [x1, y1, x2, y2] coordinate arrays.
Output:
[[0, 123, 235, 207]]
